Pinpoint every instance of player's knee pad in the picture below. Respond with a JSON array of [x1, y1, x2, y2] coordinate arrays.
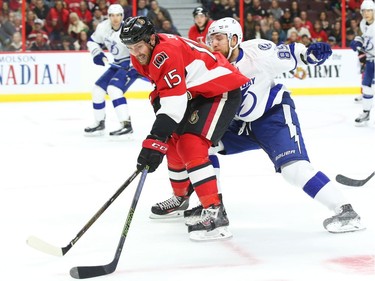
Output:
[[92, 85, 106, 104], [107, 85, 127, 108], [281, 160, 316, 188]]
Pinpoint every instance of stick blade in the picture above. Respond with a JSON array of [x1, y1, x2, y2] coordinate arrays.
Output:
[[336, 172, 375, 187], [26, 235, 64, 257], [70, 264, 116, 279]]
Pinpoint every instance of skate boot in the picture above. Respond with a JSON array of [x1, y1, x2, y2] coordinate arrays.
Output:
[[184, 194, 223, 226], [323, 204, 365, 233], [184, 204, 203, 226], [84, 120, 105, 136], [188, 203, 232, 241], [149, 195, 190, 219], [109, 121, 133, 136], [354, 110, 370, 126], [354, 94, 362, 103]]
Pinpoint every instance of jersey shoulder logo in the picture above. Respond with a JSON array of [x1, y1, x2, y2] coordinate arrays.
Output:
[[153, 51, 169, 69], [258, 43, 272, 50]]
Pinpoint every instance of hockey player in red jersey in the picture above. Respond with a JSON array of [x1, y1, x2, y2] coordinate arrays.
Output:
[[119, 16, 249, 241], [188, 7, 214, 44]]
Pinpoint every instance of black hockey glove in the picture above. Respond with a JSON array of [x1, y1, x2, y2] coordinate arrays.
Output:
[[137, 135, 169, 173]]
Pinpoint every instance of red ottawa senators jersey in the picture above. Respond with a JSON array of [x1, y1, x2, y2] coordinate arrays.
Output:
[[188, 20, 214, 44], [131, 33, 249, 103]]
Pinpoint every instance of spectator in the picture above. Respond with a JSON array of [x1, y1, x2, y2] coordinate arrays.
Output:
[[329, 20, 342, 46], [76, 30, 88, 50], [279, 8, 293, 31], [159, 19, 180, 36], [76, 1, 93, 29], [6, 31, 22, 51], [209, 0, 232, 20], [92, 6, 105, 26], [147, 0, 173, 32], [286, 30, 300, 44], [137, 0, 149, 17], [327, 36, 339, 49], [27, 18, 49, 48], [25, 10, 37, 37], [319, 11, 331, 33], [28, 31, 52, 50], [94, 0, 109, 18], [33, 0, 50, 20], [188, 6, 213, 44], [44, 0, 70, 42], [300, 34, 312, 47], [310, 20, 328, 43], [243, 12, 257, 40], [287, 17, 311, 39], [347, 17, 362, 36], [300, 10, 313, 33], [268, 0, 284, 20], [65, 0, 82, 14], [248, 0, 268, 21], [270, 30, 281, 45], [118, 0, 132, 19], [289, 0, 300, 19], [53, 34, 77, 50], [67, 11, 89, 40], [266, 20, 286, 43], [253, 21, 267, 39], [345, 29, 356, 47]]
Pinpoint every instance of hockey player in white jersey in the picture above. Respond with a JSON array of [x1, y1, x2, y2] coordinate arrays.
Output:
[[85, 4, 138, 136], [350, 0, 374, 126], [151, 17, 365, 235]]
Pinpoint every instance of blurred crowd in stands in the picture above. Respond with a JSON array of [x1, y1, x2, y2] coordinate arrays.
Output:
[[0, 0, 365, 52]]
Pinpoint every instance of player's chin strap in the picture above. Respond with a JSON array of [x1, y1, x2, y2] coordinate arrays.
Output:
[[227, 35, 240, 59]]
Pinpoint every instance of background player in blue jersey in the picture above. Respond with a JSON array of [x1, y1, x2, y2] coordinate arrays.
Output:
[[85, 4, 138, 136]]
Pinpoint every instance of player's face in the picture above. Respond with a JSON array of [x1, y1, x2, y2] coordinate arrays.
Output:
[[208, 33, 230, 58], [194, 14, 207, 28], [110, 13, 123, 30], [127, 40, 153, 65], [362, 10, 374, 23]]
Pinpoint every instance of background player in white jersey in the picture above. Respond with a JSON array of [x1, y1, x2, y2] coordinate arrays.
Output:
[[85, 4, 138, 136], [163, 17, 364, 234], [350, 0, 374, 126]]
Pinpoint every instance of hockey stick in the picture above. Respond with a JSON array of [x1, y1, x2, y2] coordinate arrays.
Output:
[[336, 171, 375, 187], [26, 170, 140, 256], [357, 47, 375, 58], [70, 168, 148, 279]]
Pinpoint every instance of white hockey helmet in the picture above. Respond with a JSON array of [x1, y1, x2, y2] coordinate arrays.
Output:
[[207, 17, 243, 59], [360, 0, 375, 15], [108, 4, 124, 16]]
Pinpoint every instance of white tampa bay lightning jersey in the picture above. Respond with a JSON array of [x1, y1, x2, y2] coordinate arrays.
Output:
[[360, 19, 374, 61], [235, 39, 308, 122], [87, 19, 130, 64]]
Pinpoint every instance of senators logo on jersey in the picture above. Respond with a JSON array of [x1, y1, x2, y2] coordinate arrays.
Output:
[[153, 51, 169, 69]]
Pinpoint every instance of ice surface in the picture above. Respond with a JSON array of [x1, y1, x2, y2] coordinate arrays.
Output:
[[1, 95, 374, 281]]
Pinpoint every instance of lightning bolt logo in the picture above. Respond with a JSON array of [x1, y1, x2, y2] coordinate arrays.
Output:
[[283, 104, 301, 153]]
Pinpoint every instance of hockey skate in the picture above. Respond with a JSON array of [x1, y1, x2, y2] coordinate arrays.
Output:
[[184, 204, 203, 226], [323, 204, 365, 233], [84, 120, 105, 136], [109, 121, 133, 136], [354, 111, 370, 126], [188, 204, 232, 241], [149, 195, 190, 219]]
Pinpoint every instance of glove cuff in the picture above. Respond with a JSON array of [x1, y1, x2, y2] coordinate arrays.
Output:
[[142, 137, 169, 154]]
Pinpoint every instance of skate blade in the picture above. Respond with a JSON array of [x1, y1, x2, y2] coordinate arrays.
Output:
[[354, 121, 369, 127], [108, 133, 134, 141], [325, 220, 366, 233], [189, 226, 233, 242], [149, 210, 185, 219], [84, 130, 105, 137]]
